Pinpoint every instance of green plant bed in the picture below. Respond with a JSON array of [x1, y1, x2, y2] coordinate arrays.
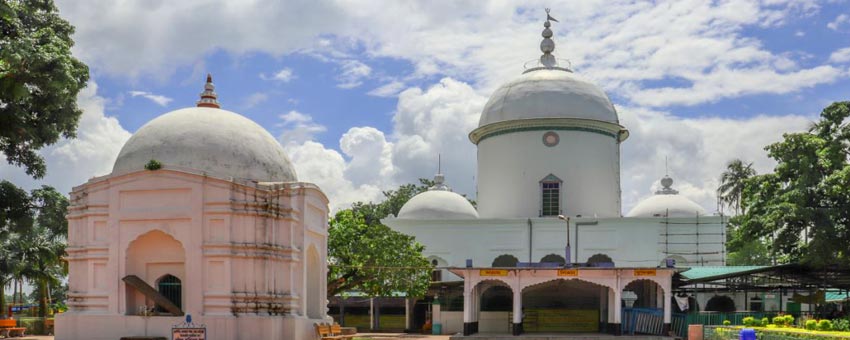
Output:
[[736, 325, 850, 339]]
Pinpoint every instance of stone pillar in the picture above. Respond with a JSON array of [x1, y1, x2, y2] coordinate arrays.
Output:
[[512, 286, 523, 335], [405, 298, 412, 332], [369, 298, 375, 331], [463, 275, 474, 336], [613, 288, 622, 335], [663, 289, 672, 335]]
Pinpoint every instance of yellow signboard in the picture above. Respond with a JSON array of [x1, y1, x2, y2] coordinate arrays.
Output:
[[557, 269, 578, 276], [634, 269, 657, 276], [480, 269, 508, 276]]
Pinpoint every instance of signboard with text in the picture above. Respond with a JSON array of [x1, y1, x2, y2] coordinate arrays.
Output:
[[480, 269, 508, 276], [173, 327, 206, 340], [557, 269, 578, 276], [634, 269, 657, 276]]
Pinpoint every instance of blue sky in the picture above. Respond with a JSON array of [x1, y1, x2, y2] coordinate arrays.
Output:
[[3, 0, 850, 213]]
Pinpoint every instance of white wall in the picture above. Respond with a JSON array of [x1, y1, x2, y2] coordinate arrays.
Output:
[[476, 129, 621, 219]]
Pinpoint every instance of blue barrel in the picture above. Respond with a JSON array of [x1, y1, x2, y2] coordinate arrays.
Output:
[[432, 323, 442, 335], [740, 328, 756, 340]]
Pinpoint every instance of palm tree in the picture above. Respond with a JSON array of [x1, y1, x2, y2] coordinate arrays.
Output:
[[13, 228, 65, 318], [0, 245, 17, 317], [718, 159, 757, 215]]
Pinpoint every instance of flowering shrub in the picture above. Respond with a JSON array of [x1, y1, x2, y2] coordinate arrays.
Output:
[[773, 316, 787, 327], [817, 319, 833, 331], [805, 320, 818, 330], [743, 317, 756, 327]]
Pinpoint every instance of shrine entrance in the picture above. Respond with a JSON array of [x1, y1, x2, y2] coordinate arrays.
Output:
[[521, 279, 607, 333]]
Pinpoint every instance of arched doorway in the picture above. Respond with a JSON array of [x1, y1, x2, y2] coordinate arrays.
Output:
[[621, 279, 666, 335], [522, 279, 608, 333], [125, 230, 185, 315], [492, 254, 519, 267], [155, 274, 182, 312], [474, 280, 513, 333], [306, 245, 322, 319], [705, 295, 736, 312]]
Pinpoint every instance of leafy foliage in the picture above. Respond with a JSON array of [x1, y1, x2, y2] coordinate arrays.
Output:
[[0, 180, 67, 318], [0, 0, 90, 178], [718, 159, 757, 215], [736, 102, 850, 266], [327, 209, 430, 298], [144, 159, 162, 171], [817, 319, 833, 331]]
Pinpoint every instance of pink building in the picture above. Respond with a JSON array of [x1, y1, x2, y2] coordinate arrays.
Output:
[[57, 76, 331, 340]]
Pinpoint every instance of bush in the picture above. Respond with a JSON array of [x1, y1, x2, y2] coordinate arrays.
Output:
[[723, 320, 731, 326], [817, 319, 833, 331], [784, 315, 795, 327], [805, 320, 818, 330], [761, 317, 770, 327], [17, 318, 45, 335], [773, 316, 786, 327], [833, 319, 850, 332], [145, 159, 162, 170], [743, 316, 756, 327]]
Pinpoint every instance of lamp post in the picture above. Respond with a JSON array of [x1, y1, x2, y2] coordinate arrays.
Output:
[[558, 215, 571, 267]]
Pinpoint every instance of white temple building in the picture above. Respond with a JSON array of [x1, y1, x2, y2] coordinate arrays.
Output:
[[382, 12, 726, 336], [57, 76, 332, 340]]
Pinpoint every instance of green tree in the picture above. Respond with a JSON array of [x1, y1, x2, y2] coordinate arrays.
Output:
[[737, 101, 850, 266], [326, 209, 431, 298], [718, 159, 757, 215], [0, 0, 90, 178], [0, 181, 68, 316]]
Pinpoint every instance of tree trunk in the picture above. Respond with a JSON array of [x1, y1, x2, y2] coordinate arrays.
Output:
[[0, 282, 5, 318], [39, 279, 48, 318]]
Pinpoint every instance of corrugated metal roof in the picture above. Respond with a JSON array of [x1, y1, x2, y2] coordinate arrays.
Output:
[[826, 290, 849, 302], [679, 266, 769, 280]]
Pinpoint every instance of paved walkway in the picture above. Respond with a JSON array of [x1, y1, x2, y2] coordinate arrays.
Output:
[[355, 333, 453, 339]]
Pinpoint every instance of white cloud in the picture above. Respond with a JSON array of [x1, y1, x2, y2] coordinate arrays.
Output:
[[828, 13, 849, 30], [128, 91, 172, 106], [242, 92, 269, 108], [336, 60, 372, 89], [0, 81, 132, 194], [829, 47, 850, 63], [277, 110, 327, 145], [57, 1, 842, 106], [367, 81, 406, 97], [260, 67, 296, 82]]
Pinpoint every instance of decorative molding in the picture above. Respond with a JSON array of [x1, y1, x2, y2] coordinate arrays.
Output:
[[469, 117, 629, 144]]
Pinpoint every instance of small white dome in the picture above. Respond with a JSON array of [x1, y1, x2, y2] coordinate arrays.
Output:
[[626, 176, 706, 217], [397, 190, 479, 219], [113, 107, 297, 182], [627, 194, 706, 218], [479, 69, 618, 127]]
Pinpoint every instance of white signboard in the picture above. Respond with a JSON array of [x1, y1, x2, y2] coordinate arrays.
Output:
[[173, 327, 205, 340]]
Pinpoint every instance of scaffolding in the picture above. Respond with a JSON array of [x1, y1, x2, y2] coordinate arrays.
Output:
[[659, 209, 728, 266]]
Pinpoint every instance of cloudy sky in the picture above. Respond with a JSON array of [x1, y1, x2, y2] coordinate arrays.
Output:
[[2, 0, 849, 214]]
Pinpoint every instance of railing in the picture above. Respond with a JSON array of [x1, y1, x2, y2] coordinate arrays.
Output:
[[622, 307, 664, 335], [704, 325, 850, 340]]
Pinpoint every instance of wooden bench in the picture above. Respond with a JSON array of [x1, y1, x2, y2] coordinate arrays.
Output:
[[0, 327, 26, 338], [314, 323, 342, 340], [331, 323, 355, 340]]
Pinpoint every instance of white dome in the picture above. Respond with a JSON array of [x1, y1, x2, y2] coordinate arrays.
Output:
[[626, 194, 706, 218], [113, 107, 297, 182], [397, 190, 479, 220], [478, 69, 618, 127], [626, 176, 705, 217]]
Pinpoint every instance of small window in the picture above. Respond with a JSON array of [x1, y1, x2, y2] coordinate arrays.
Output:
[[540, 174, 562, 217], [430, 259, 442, 282], [156, 274, 182, 313]]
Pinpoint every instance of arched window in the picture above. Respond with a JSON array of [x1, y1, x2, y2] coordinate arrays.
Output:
[[156, 274, 181, 312], [705, 295, 736, 312], [539, 174, 563, 217], [540, 254, 566, 265], [492, 254, 519, 267], [587, 253, 614, 266], [430, 259, 442, 282]]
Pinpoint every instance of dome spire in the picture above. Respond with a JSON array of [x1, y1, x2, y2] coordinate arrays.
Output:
[[539, 8, 558, 68], [196, 73, 220, 109], [430, 154, 451, 191], [656, 174, 679, 195]]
